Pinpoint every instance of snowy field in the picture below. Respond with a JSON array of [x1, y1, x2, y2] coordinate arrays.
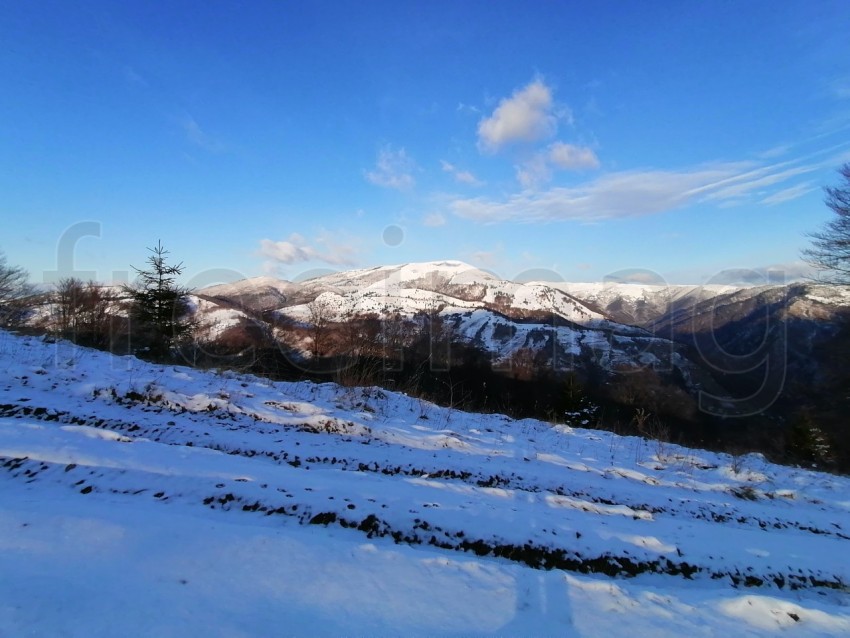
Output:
[[1, 329, 848, 636]]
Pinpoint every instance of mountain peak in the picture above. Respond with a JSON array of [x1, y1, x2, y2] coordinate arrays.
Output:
[[200, 275, 292, 293]]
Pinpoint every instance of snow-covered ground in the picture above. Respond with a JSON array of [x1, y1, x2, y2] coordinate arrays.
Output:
[[1, 329, 848, 636]]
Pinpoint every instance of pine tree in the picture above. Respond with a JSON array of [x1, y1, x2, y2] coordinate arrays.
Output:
[[125, 241, 193, 360], [787, 410, 833, 468]]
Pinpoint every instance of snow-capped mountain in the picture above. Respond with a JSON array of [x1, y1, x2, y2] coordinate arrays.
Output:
[[553, 281, 850, 335], [552, 282, 743, 328], [197, 261, 705, 378], [200, 275, 300, 312], [205, 261, 608, 324]]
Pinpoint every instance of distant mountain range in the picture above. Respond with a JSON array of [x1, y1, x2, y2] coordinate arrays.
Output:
[[196, 261, 850, 413], [198, 261, 703, 387]]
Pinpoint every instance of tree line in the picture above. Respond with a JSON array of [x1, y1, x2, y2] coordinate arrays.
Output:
[[0, 241, 194, 359]]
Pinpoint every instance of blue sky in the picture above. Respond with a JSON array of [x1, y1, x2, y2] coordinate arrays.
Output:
[[2, 1, 850, 287]]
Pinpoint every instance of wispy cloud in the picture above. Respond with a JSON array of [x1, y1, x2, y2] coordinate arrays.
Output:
[[457, 102, 481, 114], [440, 160, 483, 186], [123, 66, 149, 88], [182, 116, 225, 153], [831, 75, 850, 99], [422, 212, 447, 227], [760, 182, 818, 205], [756, 144, 792, 159], [451, 166, 733, 222], [451, 158, 830, 223], [365, 145, 416, 190], [515, 155, 551, 190], [477, 79, 566, 152], [463, 245, 504, 269], [258, 233, 357, 269], [702, 164, 819, 201], [450, 142, 850, 224]]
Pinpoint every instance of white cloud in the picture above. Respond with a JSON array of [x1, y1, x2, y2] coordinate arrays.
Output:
[[548, 142, 600, 170], [423, 212, 447, 227], [475, 79, 595, 187], [440, 160, 483, 186], [477, 79, 561, 152], [365, 145, 416, 190], [258, 234, 356, 268]]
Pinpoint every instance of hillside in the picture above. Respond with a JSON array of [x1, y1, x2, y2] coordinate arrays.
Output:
[[558, 281, 850, 438], [1, 330, 849, 636]]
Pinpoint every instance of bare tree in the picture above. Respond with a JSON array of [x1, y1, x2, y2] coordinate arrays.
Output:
[[81, 283, 121, 349], [339, 309, 365, 359], [53, 277, 81, 337], [419, 300, 451, 371], [307, 295, 334, 357], [53, 278, 118, 348], [0, 250, 33, 326], [803, 163, 850, 284], [381, 311, 416, 364]]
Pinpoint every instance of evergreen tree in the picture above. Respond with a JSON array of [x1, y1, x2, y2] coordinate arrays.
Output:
[[787, 410, 833, 468], [125, 241, 193, 360]]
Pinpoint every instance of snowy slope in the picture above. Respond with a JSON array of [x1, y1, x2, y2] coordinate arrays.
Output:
[[2, 331, 849, 636], [188, 295, 259, 340]]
